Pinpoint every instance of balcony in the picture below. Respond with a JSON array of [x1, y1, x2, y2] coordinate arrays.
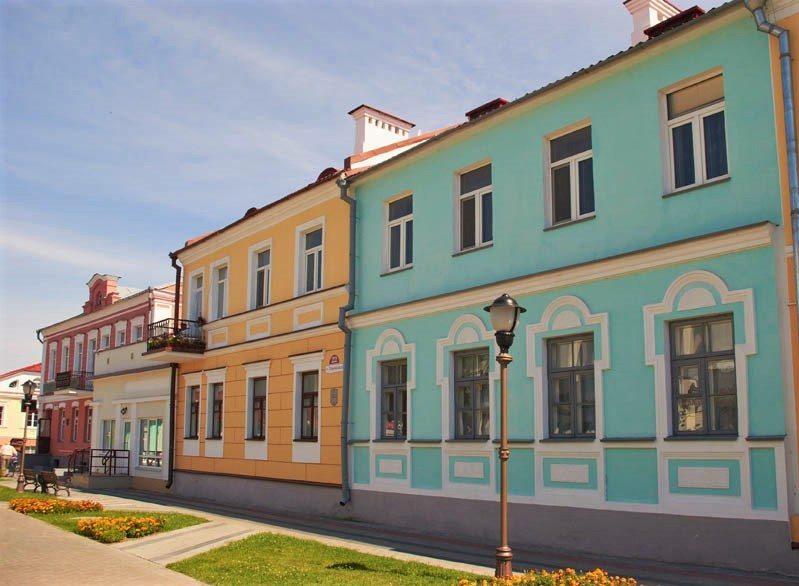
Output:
[[56, 370, 93, 391], [142, 318, 205, 363]]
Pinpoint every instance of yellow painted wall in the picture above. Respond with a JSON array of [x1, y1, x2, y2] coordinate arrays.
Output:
[[174, 178, 348, 485]]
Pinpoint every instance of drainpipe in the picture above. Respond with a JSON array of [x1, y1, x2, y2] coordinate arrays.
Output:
[[745, 1, 799, 304], [166, 252, 182, 489], [36, 329, 43, 344], [337, 172, 355, 506]]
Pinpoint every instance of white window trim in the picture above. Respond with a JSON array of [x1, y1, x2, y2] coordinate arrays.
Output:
[[74, 340, 84, 372], [187, 267, 205, 322], [60, 338, 71, 372], [86, 337, 97, 373], [660, 69, 729, 194], [544, 121, 595, 227], [182, 372, 202, 457], [295, 217, 326, 297], [383, 192, 414, 273], [204, 368, 226, 451], [247, 239, 273, 310], [100, 325, 112, 350], [47, 344, 57, 381], [244, 361, 270, 460], [289, 352, 323, 464], [208, 258, 230, 322], [452, 161, 493, 253], [115, 320, 127, 346]]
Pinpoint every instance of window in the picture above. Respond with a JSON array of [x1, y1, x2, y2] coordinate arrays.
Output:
[[48, 347, 56, 380], [666, 74, 728, 191], [212, 265, 228, 320], [251, 377, 267, 439], [208, 382, 223, 439], [670, 315, 737, 435], [0, 406, 4, 426], [548, 125, 594, 225], [117, 329, 126, 346], [61, 344, 70, 372], [101, 419, 115, 449], [84, 407, 92, 442], [547, 335, 595, 438], [253, 249, 271, 308], [301, 228, 323, 294], [380, 360, 407, 439], [300, 371, 319, 440], [186, 386, 200, 438], [27, 410, 37, 428], [386, 195, 413, 271], [189, 273, 204, 321], [101, 334, 110, 350], [123, 420, 132, 450], [133, 325, 143, 342], [87, 339, 97, 372], [138, 418, 163, 467], [454, 349, 490, 439], [71, 407, 79, 442], [74, 341, 83, 372], [457, 164, 492, 251], [58, 410, 67, 442]]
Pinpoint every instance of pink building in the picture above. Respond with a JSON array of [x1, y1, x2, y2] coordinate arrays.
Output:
[[37, 274, 175, 467]]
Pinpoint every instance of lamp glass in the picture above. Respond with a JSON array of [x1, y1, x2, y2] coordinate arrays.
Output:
[[22, 380, 35, 402], [489, 305, 518, 334]]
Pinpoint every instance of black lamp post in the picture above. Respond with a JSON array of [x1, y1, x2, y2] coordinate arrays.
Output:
[[16, 379, 37, 493], [483, 293, 526, 579]]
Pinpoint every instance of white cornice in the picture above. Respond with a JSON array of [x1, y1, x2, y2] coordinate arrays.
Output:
[[348, 223, 774, 329], [200, 323, 340, 359], [40, 293, 152, 338], [177, 181, 341, 266]]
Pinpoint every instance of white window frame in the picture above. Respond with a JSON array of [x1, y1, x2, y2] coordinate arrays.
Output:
[[248, 239, 273, 310], [545, 122, 594, 226], [48, 345, 57, 380], [208, 259, 230, 321], [115, 320, 127, 347], [60, 339, 70, 372], [131, 316, 145, 342], [205, 368, 226, 441], [187, 268, 205, 321], [244, 361, 270, 461], [74, 336, 84, 372], [383, 192, 413, 273], [453, 161, 493, 253], [0, 405, 4, 427], [137, 417, 164, 468], [289, 352, 323, 464], [661, 70, 729, 194], [86, 336, 97, 373], [100, 325, 111, 350], [295, 218, 325, 296]]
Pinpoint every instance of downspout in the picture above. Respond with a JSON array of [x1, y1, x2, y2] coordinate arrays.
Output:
[[166, 252, 182, 489], [36, 329, 43, 344], [745, 1, 799, 305], [337, 171, 355, 506]]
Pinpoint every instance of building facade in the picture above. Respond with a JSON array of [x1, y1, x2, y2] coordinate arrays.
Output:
[[344, 1, 798, 574], [0, 363, 41, 452], [37, 274, 174, 468]]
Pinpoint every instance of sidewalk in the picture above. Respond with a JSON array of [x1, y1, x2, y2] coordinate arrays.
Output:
[[3, 476, 799, 585]]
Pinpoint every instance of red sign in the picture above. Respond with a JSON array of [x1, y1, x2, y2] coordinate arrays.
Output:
[[329, 354, 340, 365]]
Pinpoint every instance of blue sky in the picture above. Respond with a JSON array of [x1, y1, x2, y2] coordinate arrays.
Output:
[[0, 0, 729, 373]]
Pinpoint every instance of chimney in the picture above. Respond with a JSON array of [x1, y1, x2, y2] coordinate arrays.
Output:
[[624, 0, 681, 45], [348, 105, 415, 155]]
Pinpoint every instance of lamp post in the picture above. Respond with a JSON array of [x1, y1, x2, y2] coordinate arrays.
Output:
[[16, 379, 37, 493], [484, 293, 526, 579]]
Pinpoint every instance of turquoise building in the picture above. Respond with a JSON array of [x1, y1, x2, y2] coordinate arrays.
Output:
[[344, 2, 798, 573]]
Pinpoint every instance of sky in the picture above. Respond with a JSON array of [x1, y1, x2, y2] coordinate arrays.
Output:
[[0, 0, 730, 373]]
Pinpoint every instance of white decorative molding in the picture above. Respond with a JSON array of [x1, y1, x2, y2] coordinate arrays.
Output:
[[365, 328, 416, 440], [550, 463, 590, 484], [643, 270, 756, 440], [204, 368, 226, 384], [244, 361, 270, 461], [293, 302, 324, 331], [379, 459, 403, 475], [246, 316, 272, 341], [454, 461, 484, 479], [204, 438, 223, 458], [290, 351, 323, 464], [206, 327, 229, 350], [437, 314, 498, 440], [182, 372, 202, 387], [183, 438, 199, 457], [677, 467, 730, 490], [526, 295, 610, 441]]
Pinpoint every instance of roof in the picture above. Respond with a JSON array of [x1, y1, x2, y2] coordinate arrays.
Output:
[[0, 363, 41, 379], [117, 286, 143, 298], [345, 124, 460, 168], [349, 0, 742, 186]]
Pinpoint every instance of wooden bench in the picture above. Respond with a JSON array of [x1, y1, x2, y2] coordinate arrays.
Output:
[[38, 471, 70, 496], [21, 469, 40, 492]]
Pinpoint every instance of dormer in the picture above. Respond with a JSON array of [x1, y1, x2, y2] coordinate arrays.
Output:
[[349, 104, 415, 155], [83, 274, 121, 314]]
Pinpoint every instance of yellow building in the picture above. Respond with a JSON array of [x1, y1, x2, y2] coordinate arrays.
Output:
[[0, 363, 40, 454], [144, 170, 351, 512]]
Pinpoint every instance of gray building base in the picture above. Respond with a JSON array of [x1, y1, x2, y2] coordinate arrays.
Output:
[[170, 472, 799, 576]]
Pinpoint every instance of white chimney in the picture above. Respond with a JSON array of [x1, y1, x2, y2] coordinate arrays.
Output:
[[349, 105, 415, 155], [624, 0, 681, 45]]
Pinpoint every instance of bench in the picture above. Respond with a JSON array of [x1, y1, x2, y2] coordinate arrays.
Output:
[[21, 469, 40, 492], [39, 471, 70, 496]]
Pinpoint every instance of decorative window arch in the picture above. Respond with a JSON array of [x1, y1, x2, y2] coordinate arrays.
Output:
[[643, 270, 755, 438], [365, 328, 416, 441], [436, 314, 499, 440], [526, 296, 610, 440]]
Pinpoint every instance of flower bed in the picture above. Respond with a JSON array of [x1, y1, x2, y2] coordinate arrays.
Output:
[[9, 497, 103, 514], [77, 515, 166, 543], [458, 568, 637, 586]]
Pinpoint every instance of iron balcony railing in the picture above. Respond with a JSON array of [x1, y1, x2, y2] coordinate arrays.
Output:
[[55, 370, 93, 391], [68, 448, 130, 476], [146, 318, 205, 353]]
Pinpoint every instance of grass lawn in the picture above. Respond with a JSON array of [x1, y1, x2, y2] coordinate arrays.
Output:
[[169, 532, 487, 585], [0, 485, 52, 501], [31, 509, 207, 536]]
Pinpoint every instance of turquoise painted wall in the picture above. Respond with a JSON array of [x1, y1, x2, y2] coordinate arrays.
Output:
[[351, 14, 778, 314], [605, 448, 659, 504]]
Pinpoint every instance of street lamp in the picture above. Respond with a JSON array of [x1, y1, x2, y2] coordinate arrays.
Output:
[[16, 379, 37, 493], [483, 293, 526, 579]]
